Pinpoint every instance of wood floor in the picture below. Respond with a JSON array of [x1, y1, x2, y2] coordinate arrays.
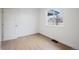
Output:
[[2, 34, 73, 50]]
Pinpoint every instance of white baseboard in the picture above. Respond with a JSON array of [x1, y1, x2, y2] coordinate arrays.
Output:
[[2, 33, 38, 41]]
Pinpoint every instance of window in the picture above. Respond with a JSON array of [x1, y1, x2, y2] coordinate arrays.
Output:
[[47, 8, 63, 25]]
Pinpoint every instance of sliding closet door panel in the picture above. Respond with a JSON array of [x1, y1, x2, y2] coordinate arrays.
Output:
[[0, 9, 2, 41], [0, 9, 2, 50], [3, 9, 17, 40]]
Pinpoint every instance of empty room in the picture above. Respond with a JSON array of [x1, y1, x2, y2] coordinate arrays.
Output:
[[0, 8, 79, 50]]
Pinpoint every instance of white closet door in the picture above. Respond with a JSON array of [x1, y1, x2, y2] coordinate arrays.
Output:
[[15, 9, 28, 37], [3, 9, 17, 40], [16, 9, 38, 37], [0, 9, 2, 41]]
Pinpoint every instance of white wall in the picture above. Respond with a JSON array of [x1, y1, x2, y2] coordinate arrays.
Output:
[[39, 8, 79, 49], [3, 8, 39, 40]]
